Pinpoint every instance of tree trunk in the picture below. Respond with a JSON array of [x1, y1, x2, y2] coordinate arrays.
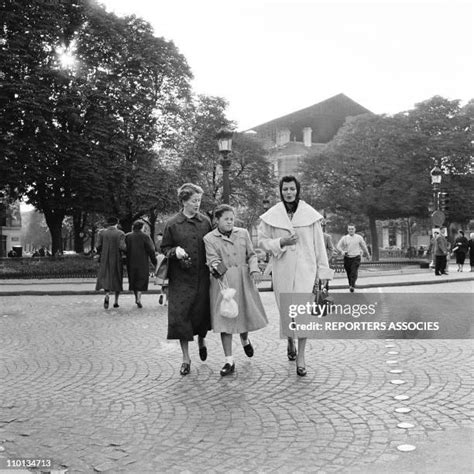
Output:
[[369, 215, 379, 261], [73, 210, 86, 253], [148, 208, 157, 250], [120, 214, 133, 234], [90, 225, 97, 253], [44, 209, 65, 256]]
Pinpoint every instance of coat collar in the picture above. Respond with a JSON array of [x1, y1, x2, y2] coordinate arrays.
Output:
[[209, 226, 242, 243], [175, 211, 205, 224], [259, 201, 323, 230]]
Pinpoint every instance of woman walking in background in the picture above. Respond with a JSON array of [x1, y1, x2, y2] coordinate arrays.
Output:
[[452, 230, 469, 272], [468, 233, 474, 272], [96, 216, 126, 309], [258, 176, 333, 376], [204, 204, 268, 376], [161, 183, 212, 376], [125, 220, 158, 308]]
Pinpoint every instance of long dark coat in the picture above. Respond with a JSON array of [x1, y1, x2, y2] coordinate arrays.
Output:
[[125, 230, 157, 291], [161, 212, 212, 340], [96, 226, 126, 292]]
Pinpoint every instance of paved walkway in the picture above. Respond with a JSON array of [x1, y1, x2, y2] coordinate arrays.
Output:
[[1, 264, 473, 295], [0, 268, 473, 473]]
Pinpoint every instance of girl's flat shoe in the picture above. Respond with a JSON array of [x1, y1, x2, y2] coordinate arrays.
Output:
[[180, 362, 191, 376], [220, 363, 235, 376], [296, 366, 307, 377], [136, 301, 143, 308], [243, 341, 254, 358]]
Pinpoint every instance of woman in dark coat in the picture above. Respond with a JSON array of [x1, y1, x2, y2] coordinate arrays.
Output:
[[126, 221, 158, 308], [452, 230, 469, 272], [160, 183, 212, 376], [96, 217, 126, 309], [468, 233, 474, 272]]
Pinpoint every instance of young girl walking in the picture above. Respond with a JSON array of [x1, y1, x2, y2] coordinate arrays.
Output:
[[204, 204, 268, 376]]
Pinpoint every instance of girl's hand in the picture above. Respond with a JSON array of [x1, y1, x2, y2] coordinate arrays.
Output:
[[250, 271, 260, 283]]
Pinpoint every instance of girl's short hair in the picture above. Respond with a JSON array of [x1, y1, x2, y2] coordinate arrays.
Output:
[[214, 204, 234, 220], [177, 183, 203, 204]]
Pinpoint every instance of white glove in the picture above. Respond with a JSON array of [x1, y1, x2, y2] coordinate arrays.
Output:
[[175, 246, 188, 260]]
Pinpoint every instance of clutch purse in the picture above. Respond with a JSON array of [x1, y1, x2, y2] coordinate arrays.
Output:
[[211, 261, 228, 278]]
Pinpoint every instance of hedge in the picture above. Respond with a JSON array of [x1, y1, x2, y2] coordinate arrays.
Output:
[[0, 255, 102, 279]]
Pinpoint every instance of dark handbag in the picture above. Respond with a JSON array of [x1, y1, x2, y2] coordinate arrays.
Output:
[[211, 261, 228, 279], [312, 281, 334, 317], [155, 256, 168, 284]]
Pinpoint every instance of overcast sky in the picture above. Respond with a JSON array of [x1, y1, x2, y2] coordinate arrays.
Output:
[[102, 0, 472, 130]]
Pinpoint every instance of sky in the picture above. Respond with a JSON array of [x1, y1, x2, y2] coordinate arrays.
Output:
[[98, 0, 473, 131]]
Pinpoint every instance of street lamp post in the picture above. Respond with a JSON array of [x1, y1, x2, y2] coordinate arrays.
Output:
[[430, 165, 442, 210], [216, 128, 233, 204]]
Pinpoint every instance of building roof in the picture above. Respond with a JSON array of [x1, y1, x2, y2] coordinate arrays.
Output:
[[248, 93, 372, 144]]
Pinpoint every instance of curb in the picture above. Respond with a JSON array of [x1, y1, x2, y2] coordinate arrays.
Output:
[[0, 276, 472, 296]]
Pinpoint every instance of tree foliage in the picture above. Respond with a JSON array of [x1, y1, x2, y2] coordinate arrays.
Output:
[[1, 0, 192, 253], [179, 95, 275, 224], [301, 96, 473, 259]]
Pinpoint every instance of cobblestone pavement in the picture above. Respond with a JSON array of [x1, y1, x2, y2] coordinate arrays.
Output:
[[0, 289, 473, 473]]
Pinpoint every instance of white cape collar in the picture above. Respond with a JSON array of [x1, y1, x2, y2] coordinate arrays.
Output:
[[259, 201, 323, 230]]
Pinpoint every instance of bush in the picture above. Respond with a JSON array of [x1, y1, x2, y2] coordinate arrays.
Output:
[[0, 255, 100, 279]]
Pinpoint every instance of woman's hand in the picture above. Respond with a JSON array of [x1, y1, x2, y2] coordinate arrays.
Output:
[[280, 234, 298, 247], [175, 246, 188, 260]]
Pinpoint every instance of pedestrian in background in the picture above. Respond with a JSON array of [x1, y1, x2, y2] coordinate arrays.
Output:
[[433, 229, 448, 276], [204, 204, 268, 377], [468, 233, 474, 272], [96, 216, 126, 309], [452, 230, 469, 272], [125, 220, 158, 308], [336, 224, 371, 292], [161, 183, 212, 376], [258, 176, 333, 377], [321, 220, 335, 291]]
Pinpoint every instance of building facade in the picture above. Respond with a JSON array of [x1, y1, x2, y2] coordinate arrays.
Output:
[[247, 93, 372, 179]]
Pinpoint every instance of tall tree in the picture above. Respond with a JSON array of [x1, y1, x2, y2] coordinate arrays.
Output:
[[301, 113, 430, 260], [1, 1, 192, 253]]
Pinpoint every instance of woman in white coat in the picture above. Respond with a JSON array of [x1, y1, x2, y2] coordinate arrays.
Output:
[[258, 176, 333, 376]]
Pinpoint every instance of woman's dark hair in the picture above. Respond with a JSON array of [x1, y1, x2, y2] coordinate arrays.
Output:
[[279, 175, 300, 200], [214, 204, 234, 220], [177, 183, 203, 204], [132, 220, 144, 231]]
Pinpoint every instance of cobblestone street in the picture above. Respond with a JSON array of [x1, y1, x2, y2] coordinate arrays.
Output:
[[0, 289, 473, 473]]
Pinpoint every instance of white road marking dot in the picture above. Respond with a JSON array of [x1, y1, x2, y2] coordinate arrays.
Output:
[[397, 422, 415, 429], [397, 444, 416, 452]]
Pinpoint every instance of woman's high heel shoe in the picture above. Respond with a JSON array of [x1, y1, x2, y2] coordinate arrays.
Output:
[[180, 362, 191, 376], [296, 366, 307, 377], [287, 343, 297, 361]]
